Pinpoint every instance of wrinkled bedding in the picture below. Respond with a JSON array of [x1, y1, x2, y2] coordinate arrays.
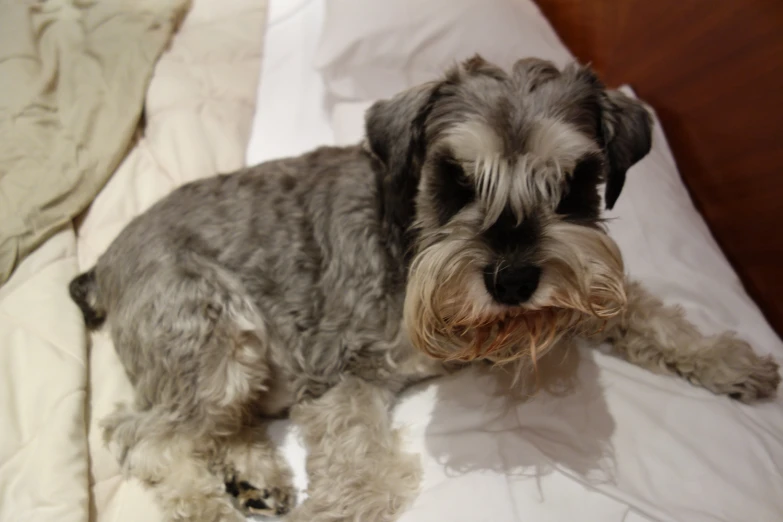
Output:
[[0, 0, 189, 286], [0, 0, 268, 520]]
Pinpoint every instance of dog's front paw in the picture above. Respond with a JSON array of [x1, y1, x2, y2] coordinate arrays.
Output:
[[726, 354, 780, 403], [701, 334, 781, 403], [226, 478, 296, 517]]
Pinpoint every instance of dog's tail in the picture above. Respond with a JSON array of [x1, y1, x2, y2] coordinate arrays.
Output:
[[69, 268, 106, 329]]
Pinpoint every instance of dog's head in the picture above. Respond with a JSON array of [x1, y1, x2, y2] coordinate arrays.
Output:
[[365, 55, 653, 365]]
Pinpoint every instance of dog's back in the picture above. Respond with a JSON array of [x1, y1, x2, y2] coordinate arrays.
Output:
[[70, 144, 417, 417]]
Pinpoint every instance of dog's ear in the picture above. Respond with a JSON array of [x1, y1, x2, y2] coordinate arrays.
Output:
[[365, 83, 439, 234], [599, 90, 653, 209], [365, 84, 434, 170]]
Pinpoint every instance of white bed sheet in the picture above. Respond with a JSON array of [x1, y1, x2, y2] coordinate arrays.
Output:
[[246, 0, 334, 166], [245, 2, 783, 521]]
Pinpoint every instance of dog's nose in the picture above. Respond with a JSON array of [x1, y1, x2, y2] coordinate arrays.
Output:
[[483, 264, 541, 305]]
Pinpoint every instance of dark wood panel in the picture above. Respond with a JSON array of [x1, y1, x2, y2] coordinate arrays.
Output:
[[535, 0, 783, 336]]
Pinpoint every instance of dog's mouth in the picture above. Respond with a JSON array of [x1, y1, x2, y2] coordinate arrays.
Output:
[[431, 302, 590, 364], [408, 306, 619, 369], [447, 310, 553, 361]]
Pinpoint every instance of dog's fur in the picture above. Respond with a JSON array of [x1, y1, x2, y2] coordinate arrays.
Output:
[[70, 56, 780, 522]]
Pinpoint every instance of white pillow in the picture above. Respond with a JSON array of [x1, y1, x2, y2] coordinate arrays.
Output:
[[314, 0, 572, 101]]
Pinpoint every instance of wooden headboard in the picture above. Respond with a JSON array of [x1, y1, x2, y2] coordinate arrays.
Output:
[[534, 0, 783, 336]]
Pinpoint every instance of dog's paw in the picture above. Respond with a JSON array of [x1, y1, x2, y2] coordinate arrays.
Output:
[[701, 334, 781, 403], [726, 354, 781, 403], [226, 479, 296, 517]]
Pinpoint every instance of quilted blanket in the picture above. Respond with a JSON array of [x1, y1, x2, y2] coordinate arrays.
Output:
[[0, 0, 268, 520]]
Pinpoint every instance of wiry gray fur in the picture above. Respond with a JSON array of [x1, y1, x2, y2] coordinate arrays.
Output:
[[69, 56, 779, 522]]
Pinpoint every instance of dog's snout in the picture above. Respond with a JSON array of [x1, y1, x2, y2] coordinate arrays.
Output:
[[483, 264, 541, 305]]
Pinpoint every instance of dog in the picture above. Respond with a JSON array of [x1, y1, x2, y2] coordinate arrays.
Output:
[[69, 56, 780, 522]]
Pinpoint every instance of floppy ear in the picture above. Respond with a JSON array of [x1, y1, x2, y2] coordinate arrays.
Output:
[[600, 90, 654, 209], [365, 83, 439, 236]]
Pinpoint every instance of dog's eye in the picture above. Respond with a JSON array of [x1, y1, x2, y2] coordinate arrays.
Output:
[[556, 154, 603, 222], [431, 154, 476, 226]]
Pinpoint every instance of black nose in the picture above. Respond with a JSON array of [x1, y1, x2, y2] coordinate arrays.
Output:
[[483, 264, 541, 305]]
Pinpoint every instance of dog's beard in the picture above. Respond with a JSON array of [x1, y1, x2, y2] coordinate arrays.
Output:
[[404, 222, 627, 366]]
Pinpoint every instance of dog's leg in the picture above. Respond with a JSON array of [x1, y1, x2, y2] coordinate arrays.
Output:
[[286, 376, 421, 522], [590, 280, 780, 402], [102, 406, 245, 522], [220, 425, 297, 518]]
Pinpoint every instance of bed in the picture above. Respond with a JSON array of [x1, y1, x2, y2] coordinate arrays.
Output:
[[1, 0, 781, 521]]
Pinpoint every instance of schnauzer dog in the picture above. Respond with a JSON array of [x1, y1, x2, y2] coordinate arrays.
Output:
[[70, 56, 780, 522]]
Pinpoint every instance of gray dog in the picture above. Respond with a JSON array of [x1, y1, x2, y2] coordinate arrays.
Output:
[[70, 56, 780, 522]]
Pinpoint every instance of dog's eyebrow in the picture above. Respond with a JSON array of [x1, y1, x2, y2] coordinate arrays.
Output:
[[526, 118, 597, 167], [443, 120, 503, 163]]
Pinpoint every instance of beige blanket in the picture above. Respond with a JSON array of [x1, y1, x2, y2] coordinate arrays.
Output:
[[0, 0, 267, 520], [0, 0, 190, 286]]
